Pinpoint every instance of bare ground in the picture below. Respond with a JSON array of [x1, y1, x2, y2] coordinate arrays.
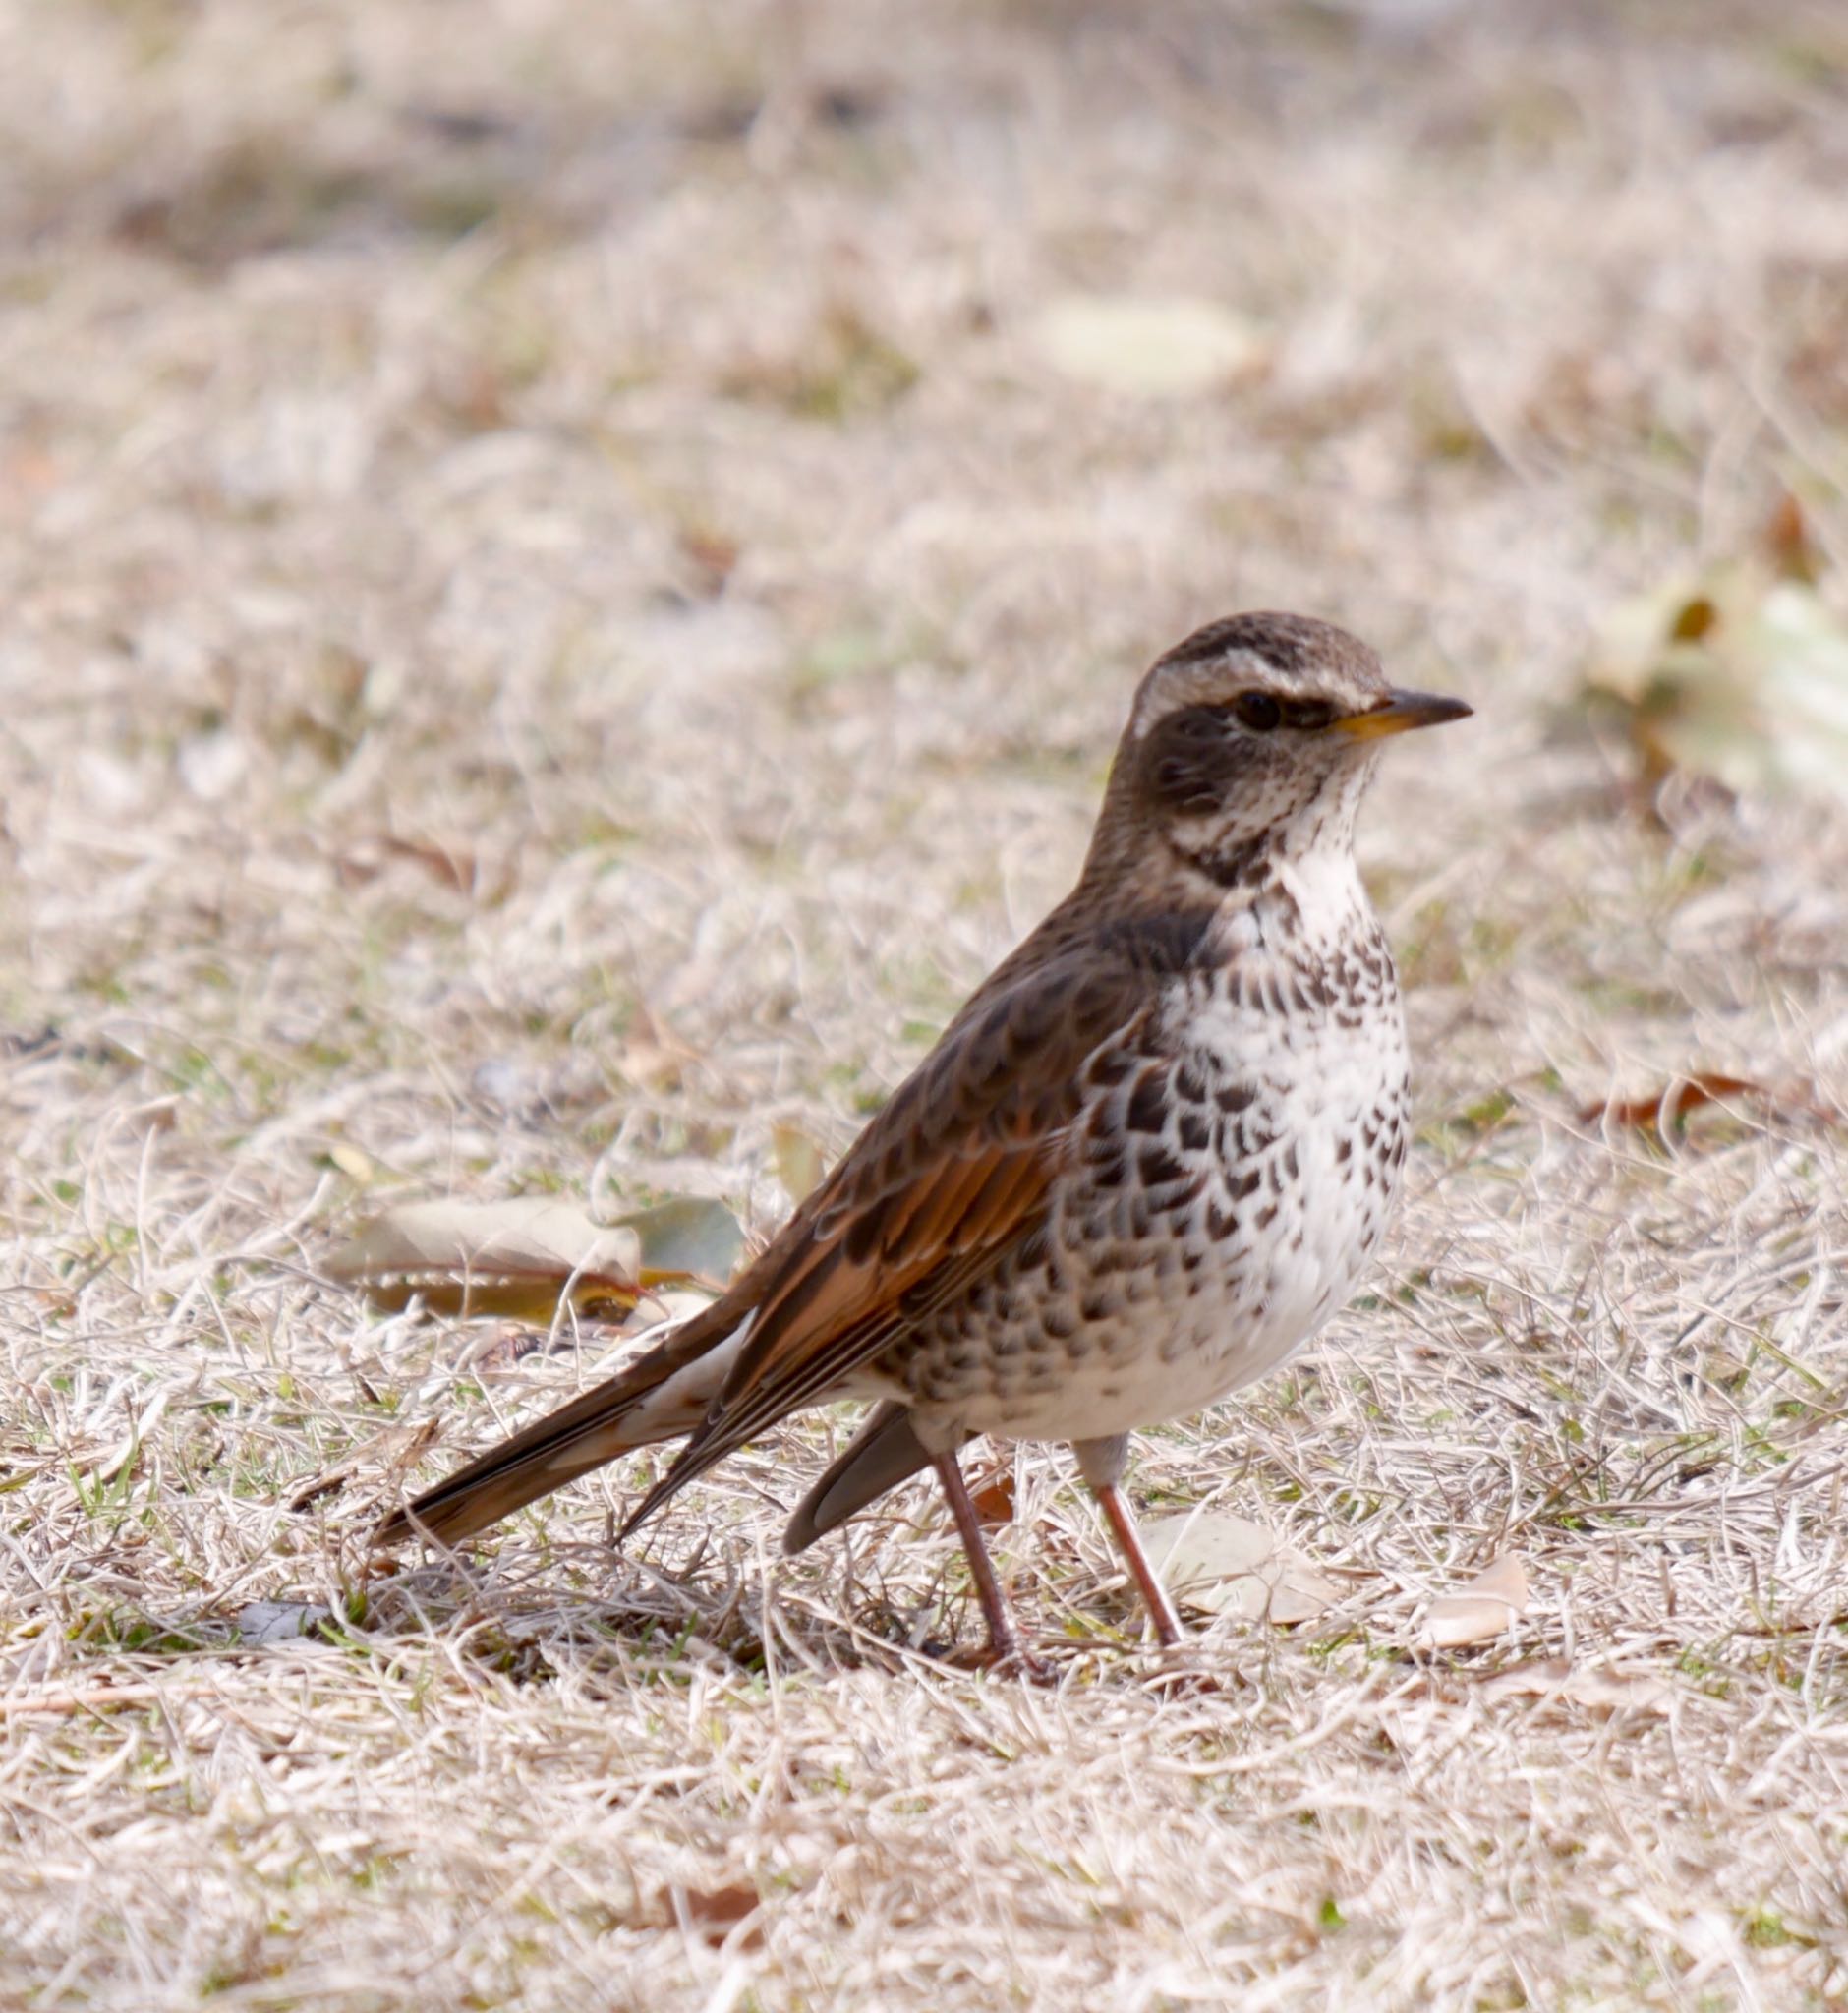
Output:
[[2, 2, 1847, 2007]]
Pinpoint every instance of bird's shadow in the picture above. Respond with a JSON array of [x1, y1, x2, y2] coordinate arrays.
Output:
[[348, 1534, 1216, 1695]]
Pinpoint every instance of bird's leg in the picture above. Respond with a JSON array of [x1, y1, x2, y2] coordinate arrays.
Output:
[[1095, 1486, 1186, 1649], [1074, 1435, 1184, 1649], [931, 1451, 1042, 1676]]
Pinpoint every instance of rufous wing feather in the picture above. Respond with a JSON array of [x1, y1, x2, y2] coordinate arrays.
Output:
[[618, 956, 1152, 1532]]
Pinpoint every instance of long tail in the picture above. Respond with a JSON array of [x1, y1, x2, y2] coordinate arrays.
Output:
[[373, 1299, 754, 1549]]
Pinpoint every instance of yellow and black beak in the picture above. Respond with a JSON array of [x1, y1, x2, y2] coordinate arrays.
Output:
[[1333, 687, 1473, 740]]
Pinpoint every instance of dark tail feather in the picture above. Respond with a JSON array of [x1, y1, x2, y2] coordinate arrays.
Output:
[[780, 1402, 948, 1554], [373, 1299, 748, 1550]]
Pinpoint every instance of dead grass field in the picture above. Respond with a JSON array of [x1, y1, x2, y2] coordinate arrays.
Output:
[[3, 1, 1848, 2006]]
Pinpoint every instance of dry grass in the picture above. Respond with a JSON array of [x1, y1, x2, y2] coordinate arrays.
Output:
[[3, 1, 1848, 2005]]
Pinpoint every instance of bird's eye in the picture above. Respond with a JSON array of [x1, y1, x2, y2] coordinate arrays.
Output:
[[1233, 691, 1283, 732]]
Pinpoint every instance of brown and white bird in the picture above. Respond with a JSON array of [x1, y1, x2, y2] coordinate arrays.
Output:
[[376, 612, 1470, 1667]]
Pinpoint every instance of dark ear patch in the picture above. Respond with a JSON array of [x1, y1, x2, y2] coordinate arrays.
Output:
[[1136, 705, 1241, 816]]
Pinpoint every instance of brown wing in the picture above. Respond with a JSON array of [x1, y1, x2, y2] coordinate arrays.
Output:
[[618, 950, 1151, 1534]]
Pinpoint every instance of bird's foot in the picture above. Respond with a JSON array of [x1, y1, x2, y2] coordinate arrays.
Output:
[[933, 1634, 1059, 1685], [995, 1644, 1060, 1686]]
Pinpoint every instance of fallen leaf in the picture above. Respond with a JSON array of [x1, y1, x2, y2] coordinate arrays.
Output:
[[614, 1009, 696, 1091], [326, 1141, 376, 1185], [237, 1600, 335, 1646], [772, 1122, 828, 1205], [470, 1326, 569, 1373], [335, 832, 498, 899], [326, 1194, 746, 1320], [1479, 1659, 1674, 1714], [968, 1467, 1016, 1527], [324, 1197, 645, 1321], [1581, 1072, 1838, 1140], [380, 833, 477, 895], [1031, 294, 1267, 399], [611, 1197, 746, 1289], [1700, 1348, 1751, 1389], [1423, 1553, 1530, 1648], [1142, 1513, 1273, 1620], [1140, 1512, 1341, 1625], [1763, 490, 1819, 583], [676, 523, 740, 596], [1585, 556, 1848, 800], [461, 1288, 718, 1378], [1268, 1560, 1345, 1627], [673, 1881, 763, 1947]]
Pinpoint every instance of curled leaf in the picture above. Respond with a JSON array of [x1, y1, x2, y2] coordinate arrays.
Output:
[[325, 1194, 746, 1321], [325, 1198, 644, 1321], [1423, 1553, 1530, 1648], [1582, 1073, 1839, 1141]]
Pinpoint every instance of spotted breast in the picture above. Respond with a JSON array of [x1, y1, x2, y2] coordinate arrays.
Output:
[[890, 843, 1409, 1450]]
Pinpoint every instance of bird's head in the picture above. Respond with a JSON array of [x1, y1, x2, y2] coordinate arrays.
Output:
[[1087, 611, 1471, 893]]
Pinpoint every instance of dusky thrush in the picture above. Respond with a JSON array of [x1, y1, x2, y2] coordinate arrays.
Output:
[[376, 612, 1471, 1667]]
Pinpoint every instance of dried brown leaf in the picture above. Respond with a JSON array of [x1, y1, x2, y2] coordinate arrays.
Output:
[[1582, 1072, 1839, 1139], [379, 833, 478, 895], [1423, 1554, 1530, 1648], [324, 1195, 744, 1322], [969, 1467, 1016, 1528], [1140, 1512, 1342, 1626], [673, 1881, 763, 1946], [324, 1198, 645, 1321], [1479, 1660, 1675, 1715]]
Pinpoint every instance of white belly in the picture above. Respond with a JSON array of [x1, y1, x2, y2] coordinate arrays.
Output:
[[903, 979, 1410, 1447]]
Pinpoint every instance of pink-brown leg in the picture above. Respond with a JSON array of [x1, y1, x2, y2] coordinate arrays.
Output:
[[1093, 1480, 1185, 1648], [932, 1452, 1046, 1677], [1075, 1434, 1186, 1649]]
